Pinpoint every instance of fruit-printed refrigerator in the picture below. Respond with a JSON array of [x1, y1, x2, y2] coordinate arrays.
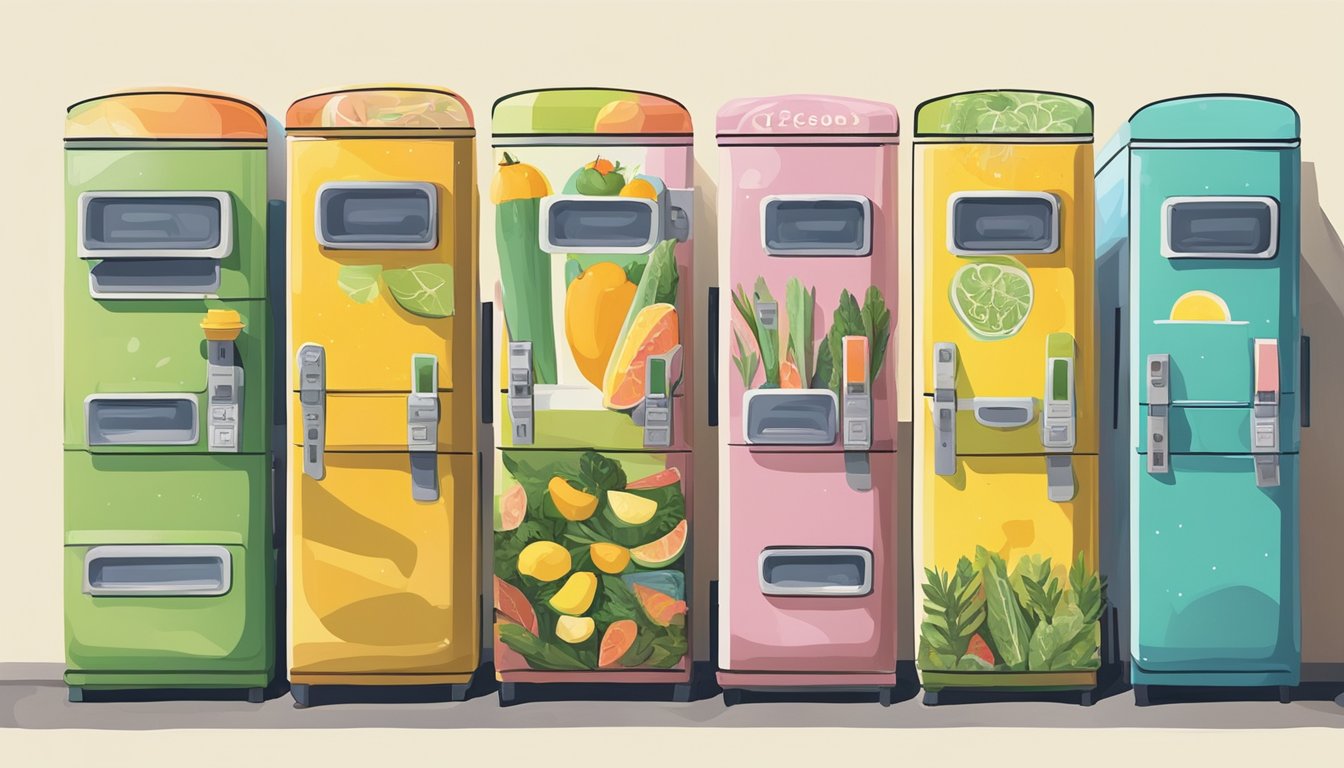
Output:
[[913, 91, 1102, 704], [1095, 95, 1303, 704], [286, 87, 479, 706], [63, 91, 279, 701], [715, 95, 900, 704], [490, 89, 695, 703]]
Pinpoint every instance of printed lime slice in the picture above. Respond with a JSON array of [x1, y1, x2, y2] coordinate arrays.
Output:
[[950, 261, 1034, 339]]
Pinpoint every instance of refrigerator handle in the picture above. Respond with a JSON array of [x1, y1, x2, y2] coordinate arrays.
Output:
[[1042, 332, 1076, 502], [1251, 339, 1281, 488], [507, 342, 535, 445], [480, 301, 494, 425], [297, 344, 326, 480], [201, 310, 244, 453], [1302, 335, 1311, 428], [1146, 354, 1170, 475], [408, 354, 440, 501], [932, 342, 958, 476], [707, 288, 719, 428]]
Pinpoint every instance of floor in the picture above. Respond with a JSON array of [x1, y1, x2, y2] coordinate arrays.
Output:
[[4, 663, 1344, 731]]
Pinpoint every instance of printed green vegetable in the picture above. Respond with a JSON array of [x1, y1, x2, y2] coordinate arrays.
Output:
[[337, 264, 382, 304], [383, 264, 454, 318], [977, 547, 1031, 671], [493, 152, 558, 384], [730, 329, 760, 388], [752, 278, 781, 387], [785, 278, 815, 384]]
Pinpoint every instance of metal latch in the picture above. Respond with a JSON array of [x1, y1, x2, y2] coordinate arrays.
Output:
[[842, 336, 872, 450], [201, 310, 244, 453], [297, 343, 326, 480], [408, 354, 440, 501], [933, 342, 958, 476], [1041, 332, 1076, 452], [666, 188, 694, 243], [1252, 339, 1280, 488], [642, 346, 680, 448], [1147, 354, 1169, 475], [508, 341, 534, 445], [1046, 455, 1076, 503]]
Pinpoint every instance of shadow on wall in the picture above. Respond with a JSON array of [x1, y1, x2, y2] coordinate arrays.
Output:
[[1300, 162, 1344, 676], [692, 160, 719, 662]]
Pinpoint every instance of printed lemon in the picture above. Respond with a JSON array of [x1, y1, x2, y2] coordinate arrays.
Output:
[[549, 476, 598, 521], [555, 615, 596, 644], [565, 262, 636, 388], [549, 571, 598, 615], [590, 542, 632, 574], [606, 490, 658, 527], [1169, 290, 1231, 322], [517, 541, 571, 583]]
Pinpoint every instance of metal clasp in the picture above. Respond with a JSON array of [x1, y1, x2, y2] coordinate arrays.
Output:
[[1147, 354, 1170, 475], [508, 342, 534, 445], [932, 342, 958, 476], [297, 344, 326, 480], [408, 354, 440, 501], [642, 346, 680, 448]]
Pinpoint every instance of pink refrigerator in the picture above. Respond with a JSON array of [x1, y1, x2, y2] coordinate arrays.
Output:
[[716, 95, 900, 704]]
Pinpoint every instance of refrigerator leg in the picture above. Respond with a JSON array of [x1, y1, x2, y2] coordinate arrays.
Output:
[[672, 683, 693, 703], [247, 687, 265, 704], [498, 682, 518, 706], [1278, 686, 1292, 704], [450, 684, 469, 703], [1133, 684, 1151, 707], [722, 688, 743, 707], [878, 687, 894, 707], [921, 690, 940, 707], [1079, 689, 1096, 707], [291, 683, 311, 709], [67, 686, 83, 704]]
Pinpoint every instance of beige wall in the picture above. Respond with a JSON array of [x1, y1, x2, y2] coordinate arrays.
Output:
[[4, 0, 1343, 670]]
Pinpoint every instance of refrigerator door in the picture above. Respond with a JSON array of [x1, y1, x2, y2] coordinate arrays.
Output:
[[723, 450, 895, 673], [1133, 454, 1299, 673], [288, 138, 473, 394], [290, 450, 477, 676], [919, 453, 1101, 676]]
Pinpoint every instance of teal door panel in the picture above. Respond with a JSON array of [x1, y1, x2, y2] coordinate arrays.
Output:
[[64, 451, 270, 547], [1137, 395, 1298, 454], [63, 298, 270, 454], [1132, 147, 1300, 396], [65, 543, 273, 673], [1133, 454, 1299, 673]]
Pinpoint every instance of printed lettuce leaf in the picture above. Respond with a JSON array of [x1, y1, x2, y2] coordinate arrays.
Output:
[[977, 546, 1031, 671], [384, 263, 454, 318], [919, 91, 1092, 135], [337, 264, 382, 304]]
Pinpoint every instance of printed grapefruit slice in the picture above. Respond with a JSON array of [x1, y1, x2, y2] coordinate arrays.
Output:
[[496, 484, 527, 531], [602, 304, 679, 411], [633, 583, 687, 627], [630, 519, 687, 568], [493, 576, 538, 635], [599, 619, 638, 667], [626, 467, 681, 490]]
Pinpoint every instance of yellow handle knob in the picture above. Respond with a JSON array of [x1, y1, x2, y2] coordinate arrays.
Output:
[[201, 309, 244, 341]]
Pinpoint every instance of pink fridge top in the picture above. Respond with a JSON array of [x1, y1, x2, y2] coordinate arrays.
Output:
[[716, 94, 900, 143]]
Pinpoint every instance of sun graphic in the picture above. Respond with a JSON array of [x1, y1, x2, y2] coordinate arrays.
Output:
[[1168, 290, 1232, 323]]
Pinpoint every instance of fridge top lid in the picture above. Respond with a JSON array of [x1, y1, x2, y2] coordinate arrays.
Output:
[[914, 90, 1093, 138], [287, 85, 474, 133], [715, 94, 899, 141], [1128, 94, 1299, 142], [66, 90, 268, 142], [492, 88, 692, 138]]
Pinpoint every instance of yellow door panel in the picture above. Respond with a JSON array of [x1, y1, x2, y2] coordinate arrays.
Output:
[[922, 443, 1099, 577], [289, 137, 477, 393], [290, 449, 478, 676], [290, 392, 474, 453], [918, 142, 1096, 453]]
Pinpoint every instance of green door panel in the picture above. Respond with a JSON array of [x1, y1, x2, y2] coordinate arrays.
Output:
[[64, 451, 271, 546], [65, 543, 273, 673], [63, 298, 270, 454]]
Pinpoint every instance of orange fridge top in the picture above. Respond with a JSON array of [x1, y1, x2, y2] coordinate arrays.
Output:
[[66, 90, 267, 140]]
